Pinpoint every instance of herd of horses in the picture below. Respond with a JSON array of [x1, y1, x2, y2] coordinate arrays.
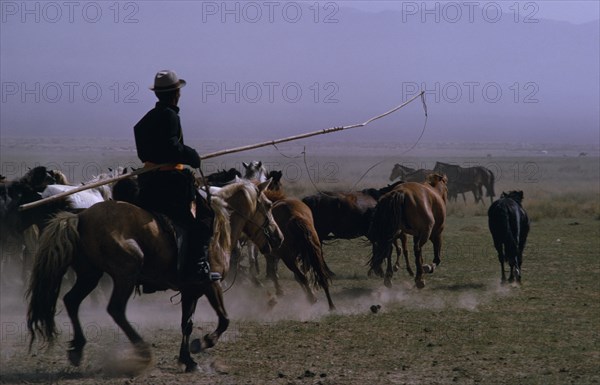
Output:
[[0, 160, 529, 372], [389, 162, 496, 204]]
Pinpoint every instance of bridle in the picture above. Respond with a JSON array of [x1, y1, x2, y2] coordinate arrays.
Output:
[[227, 188, 276, 246]]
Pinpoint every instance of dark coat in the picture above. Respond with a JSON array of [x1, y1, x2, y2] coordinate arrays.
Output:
[[134, 102, 200, 168]]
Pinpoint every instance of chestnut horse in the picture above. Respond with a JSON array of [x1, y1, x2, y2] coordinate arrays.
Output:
[[26, 179, 283, 372], [368, 174, 448, 288], [263, 170, 336, 310]]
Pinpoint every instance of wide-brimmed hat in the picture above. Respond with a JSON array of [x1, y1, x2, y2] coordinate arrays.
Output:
[[150, 70, 186, 92]]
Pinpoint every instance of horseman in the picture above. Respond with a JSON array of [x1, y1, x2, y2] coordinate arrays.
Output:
[[134, 70, 220, 285]]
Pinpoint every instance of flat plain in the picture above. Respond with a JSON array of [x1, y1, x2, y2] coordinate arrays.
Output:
[[1, 139, 598, 384]]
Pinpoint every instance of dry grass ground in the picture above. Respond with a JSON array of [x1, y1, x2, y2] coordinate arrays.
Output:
[[1, 145, 598, 384]]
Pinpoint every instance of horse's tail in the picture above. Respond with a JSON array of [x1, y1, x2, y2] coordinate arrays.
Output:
[[291, 217, 333, 290], [490, 204, 519, 257], [209, 195, 232, 271], [368, 190, 404, 268], [26, 211, 79, 350]]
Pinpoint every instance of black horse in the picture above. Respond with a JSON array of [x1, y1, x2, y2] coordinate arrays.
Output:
[[0, 167, 57, 285], [488, 191, 530, 284], [0, 167, 58, 243]]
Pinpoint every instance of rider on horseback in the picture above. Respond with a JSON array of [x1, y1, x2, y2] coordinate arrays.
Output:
[[134, 70, 220, 285]]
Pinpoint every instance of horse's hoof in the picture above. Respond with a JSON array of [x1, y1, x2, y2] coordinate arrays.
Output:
[[384, 278, 392, 288], [415, 280, 425, 289], [393, 264, 399, 272], [203, 334, 216, 350], [423, 264, 435, 274], [190, 338, 202, 354], [185, 361, 199, 373], [267, 296, 278, 309], [407, 269, 415, 277], [67, 349, 83, 367]]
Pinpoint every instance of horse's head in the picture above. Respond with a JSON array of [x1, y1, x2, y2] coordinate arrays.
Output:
[[21, 167, 56, 192], [215, 179, 283, 255], [390, 164, 415, 182], [246, 179, 284, 253], [205, 168, 241, 187], [427, 173, 448, 202], [242, 161, 267, 182], [266, 170, 283, 192], [501, 190, 524, 205]]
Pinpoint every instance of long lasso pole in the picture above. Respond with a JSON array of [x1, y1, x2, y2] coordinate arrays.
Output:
[[19, 91, 425, 211], [200, 91, 425, 160]]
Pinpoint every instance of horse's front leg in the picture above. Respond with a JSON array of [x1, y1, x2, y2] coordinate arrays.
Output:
[[179, 291, 199, 372], [266, 254, 284, 296], [192, 283, 229, 351]]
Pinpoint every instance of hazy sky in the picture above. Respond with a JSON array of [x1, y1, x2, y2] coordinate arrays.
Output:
[[346, 1, 600, 24], [1, 1, 599, 146]]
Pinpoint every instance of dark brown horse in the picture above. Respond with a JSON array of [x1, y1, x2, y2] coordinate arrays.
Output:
[[368, 174, 448, 288], [1, 167, 57, 286], [433, 162, 495, 204], [262, 171, 335, 310], [301, 181, 413, 277], [26, 179, 283, 372], [389, 164, 433, 183]]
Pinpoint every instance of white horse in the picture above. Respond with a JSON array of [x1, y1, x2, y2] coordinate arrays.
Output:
[[237, 162, 268, 284], [41, 167, 127, 208]]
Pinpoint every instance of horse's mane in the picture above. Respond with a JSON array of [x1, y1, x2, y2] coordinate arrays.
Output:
[[208, 195, 232, 265], [264, 188, 285, 203], [213, 180, 258, 212], [426, 173, 448, 201]]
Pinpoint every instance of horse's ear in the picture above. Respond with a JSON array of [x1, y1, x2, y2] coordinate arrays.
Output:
[[242, 162, 249, 169], [234, 176, 243, 183], [122, 168, 128, 174], [257, 178, 272, 193], [257, 161, 262, 168], [108, 168, 113, 172], [501, 192, 507, 198], [517, 191, 524, 200]]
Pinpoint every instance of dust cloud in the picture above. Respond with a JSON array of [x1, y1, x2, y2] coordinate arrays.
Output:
[[0, 267, 513, 368]]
